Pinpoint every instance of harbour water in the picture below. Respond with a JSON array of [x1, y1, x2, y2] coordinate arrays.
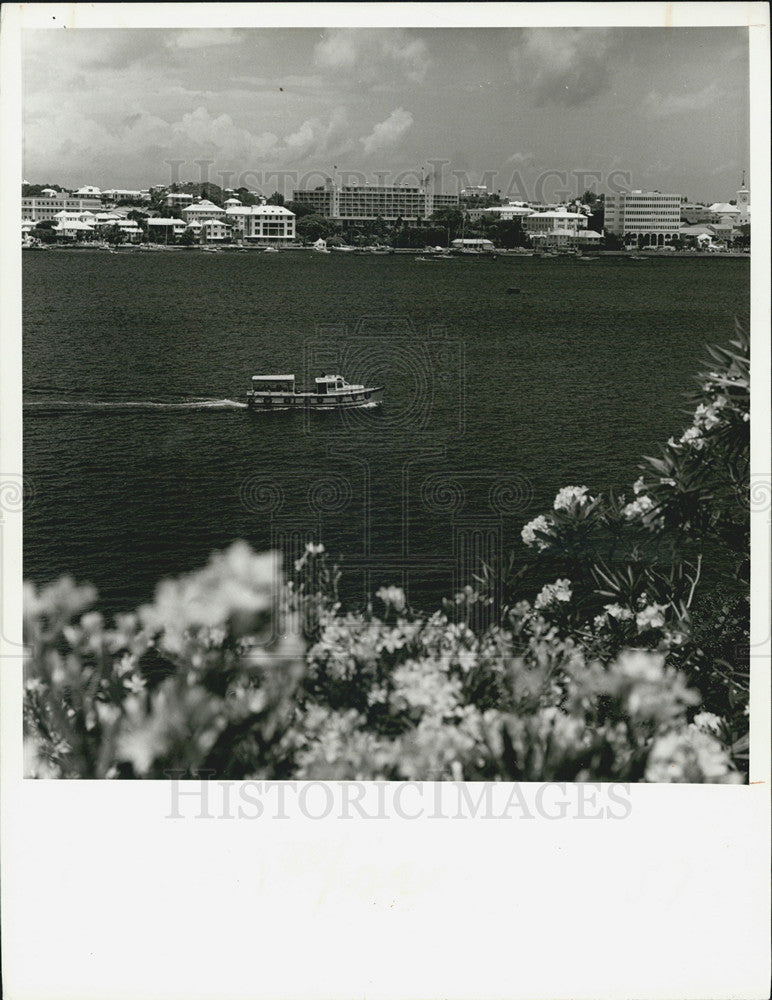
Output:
[[23, 250, 749, 615]]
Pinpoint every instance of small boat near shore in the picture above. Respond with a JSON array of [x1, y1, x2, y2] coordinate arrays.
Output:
[[246, 374, 384, 410]]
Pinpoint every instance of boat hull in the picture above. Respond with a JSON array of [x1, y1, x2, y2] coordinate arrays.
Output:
[[246, 387, 383, 410]]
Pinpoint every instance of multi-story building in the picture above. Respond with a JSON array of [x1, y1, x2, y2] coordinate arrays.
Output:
[[147, 218, 187, 241], [604, 190, 682, 245], [22, 192, 103, 222], [225, 205, 296, 244], [522, 209, 593, 248], [291, 182, 458, 226], [102, 189, 151, 203], [181, 199, 225, 223], [165, 192, 195, 209]]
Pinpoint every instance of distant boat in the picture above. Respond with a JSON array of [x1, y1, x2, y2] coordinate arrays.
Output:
[[330, 244, 355, 252], [312, 239, 331, 253], [263, 246, 279, 253], [371, 245, 394, 255], [246, 373, 383, 410]]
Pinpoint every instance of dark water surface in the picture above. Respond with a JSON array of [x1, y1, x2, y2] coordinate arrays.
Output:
[[23, 250, 749, 614]]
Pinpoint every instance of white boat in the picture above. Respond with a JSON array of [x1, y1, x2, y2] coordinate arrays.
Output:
[[246, 374, 383, 410], [312, 239, 331, 253], [264, 246, 279, 253]]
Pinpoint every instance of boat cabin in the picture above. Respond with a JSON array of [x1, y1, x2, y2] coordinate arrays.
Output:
[[315, 374, 349, 394], [250, 375, 296, 394]]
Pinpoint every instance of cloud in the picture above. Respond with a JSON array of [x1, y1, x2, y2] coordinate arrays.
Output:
[[314, 29, 430, 84], [360, 108, 414, 157], [510, 29, 618, 108], [506, 151, 536, 167], [167, 29, 243, 50], [640, 80, 722, 118]]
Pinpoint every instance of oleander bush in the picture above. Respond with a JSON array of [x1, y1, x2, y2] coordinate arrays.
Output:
[[24, 325, 750, 782]]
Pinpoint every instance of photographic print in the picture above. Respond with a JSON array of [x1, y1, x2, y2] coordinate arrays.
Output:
[[2, 6, 770, 1000], [14, 15, 760, 790]]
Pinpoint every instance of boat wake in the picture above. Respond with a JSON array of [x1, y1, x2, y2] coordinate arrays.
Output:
[[23, 397, 249, 414]]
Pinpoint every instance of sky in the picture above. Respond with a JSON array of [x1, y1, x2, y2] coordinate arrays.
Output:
[[21, 26, 750, 203]]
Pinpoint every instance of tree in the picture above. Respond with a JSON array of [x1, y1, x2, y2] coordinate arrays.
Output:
[[178, 228, 197, 246], [296, 214, 335, 242], [267, 191, 285, 206], [103, 224, 126, 245], [33, 220, 58, 243]]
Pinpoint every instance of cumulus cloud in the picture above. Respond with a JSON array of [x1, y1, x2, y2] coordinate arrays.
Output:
[[510, 29, 618, 108], [360, 108, 414, 157], [315, 29, 430, 84]]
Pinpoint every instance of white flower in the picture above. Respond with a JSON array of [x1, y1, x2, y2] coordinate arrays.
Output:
[[534, 578, 572, 611], [622, 494, 655, 519], [617, 649, 665, 683], [635, 603, 667, 631], [679, 426, 705, 449], [376, 586, 406, 613], [693, 712, 722, 736], [743, 412, 750, 423], [521, 514, 553, 550], [603, 603, 634, 621], [633, 476, 645, 496], [659, 477, 676, 487], [553, 485, 590, 511]]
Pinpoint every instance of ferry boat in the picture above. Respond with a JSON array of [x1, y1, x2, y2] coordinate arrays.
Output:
[[246, 374, 384, 409]]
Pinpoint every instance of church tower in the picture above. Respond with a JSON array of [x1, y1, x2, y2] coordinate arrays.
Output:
[[736, 171, 750, 224]]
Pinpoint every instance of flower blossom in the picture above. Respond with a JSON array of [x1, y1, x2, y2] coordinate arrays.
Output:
[[604, 603, 634, 622], [553, 485, 590, 511], [622, 494, 655, 520], [635, 603, 667, 632], [679, 426, 705, 450], [521, 514, 553, 550], [376, 586, 406, 613], [534, 578, 572, 611], [645, 729, 742, 783]]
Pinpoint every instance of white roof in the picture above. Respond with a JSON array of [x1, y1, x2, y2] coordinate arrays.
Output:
[[527, 210, 586, 219], [55, 220, 94, 230], [708, 202, 739, 213], [577, 230, 602, 238], [148, 217, 184, 225], [226, 205, 294, 216]]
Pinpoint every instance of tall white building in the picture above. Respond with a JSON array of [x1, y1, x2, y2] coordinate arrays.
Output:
[[604, 190, 682, 246], [225, 205, 296, 244]]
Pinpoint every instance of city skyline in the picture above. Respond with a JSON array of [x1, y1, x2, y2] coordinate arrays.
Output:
[[22, 26, 750, 203]]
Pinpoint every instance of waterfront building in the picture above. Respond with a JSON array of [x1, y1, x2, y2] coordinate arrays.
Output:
[[181, 199, 226, 224], [291, 181, 458, 226], [604, 190, 682, 246], [201, 218, 232, 243], [53, 211, 96, 239], [22, 192, 103, 222], [451, 238, 496, 251], [147, 218, 187, 240], [225, 204, 296, 244], [522, 209, 589, 247], [75, 185, 102, 198]]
